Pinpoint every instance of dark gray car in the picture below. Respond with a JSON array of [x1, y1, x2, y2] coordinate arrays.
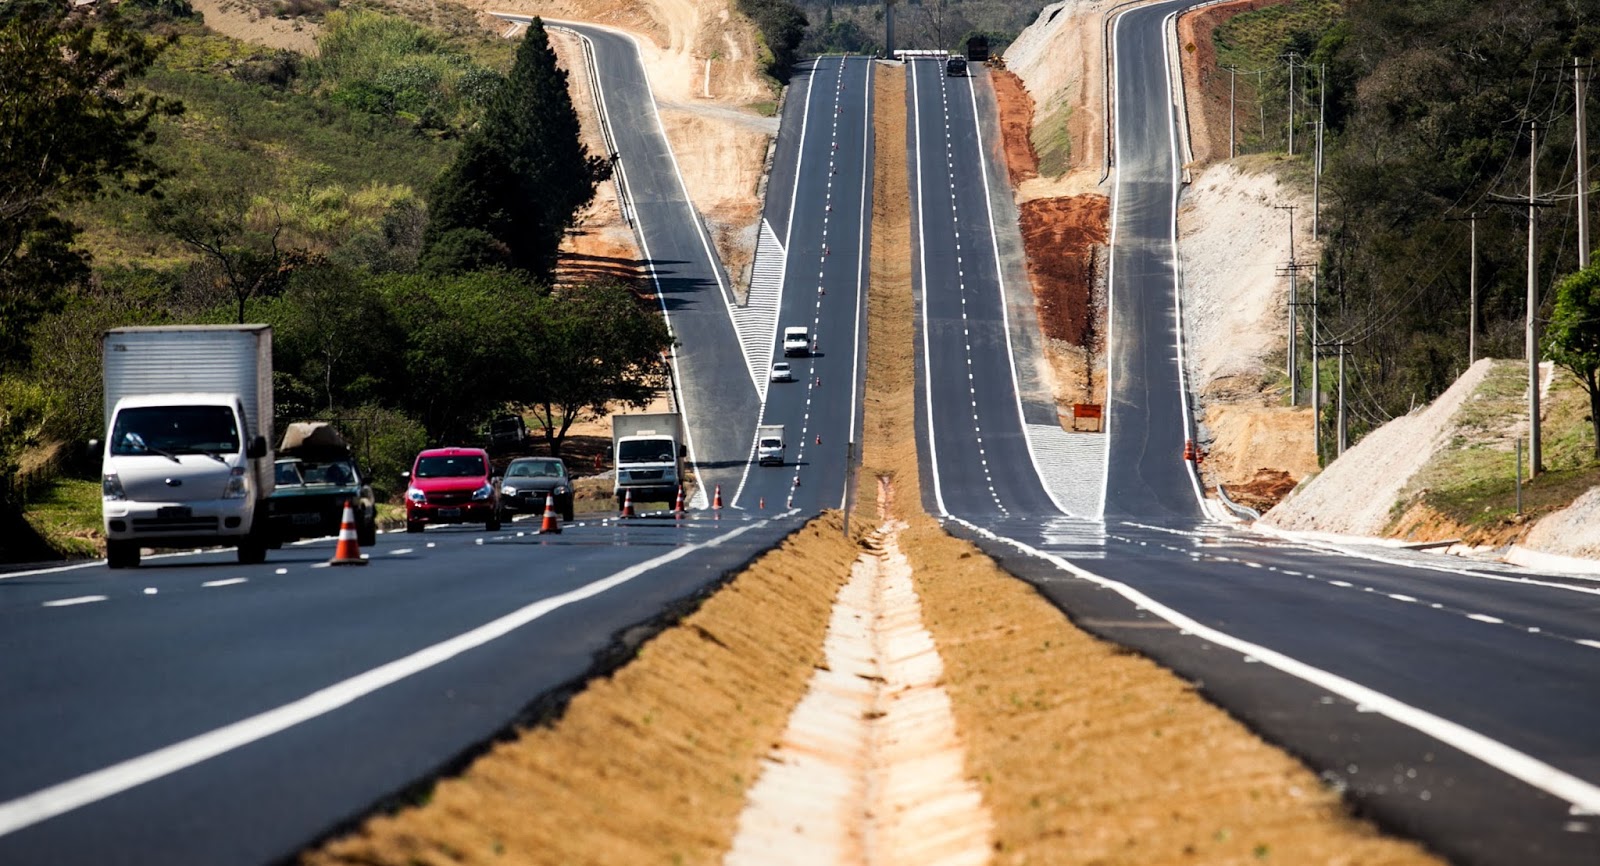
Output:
[[498, 457, 574, 521]]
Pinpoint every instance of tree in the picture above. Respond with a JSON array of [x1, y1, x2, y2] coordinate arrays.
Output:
[[267, 262, 401, 413], [516, 281, 673, 456], [421, 19, 609, 281], [148, 185, 291, 324], [1544, 265, 1600, 460], [0, 0, 179, 366]]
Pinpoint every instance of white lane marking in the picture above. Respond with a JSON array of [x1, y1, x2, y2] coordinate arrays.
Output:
[[0, 517, 774, 838], [1389, 593, 1417, 602], [202, 578, 247, 588], [1579, 640, 1600, 650], [390, 548, 414, 556], [142, 587, 157, 595], [1329, 580, 1353, 588], [41, 595, 107, 608], [1468, 614, 1505, 624], [953, 516, 1600, 815], [274, 568, 288, 575], [911, 60, 948, 516]]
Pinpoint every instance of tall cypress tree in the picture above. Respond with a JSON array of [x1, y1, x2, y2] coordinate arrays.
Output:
[[422, 18, 609, 280]]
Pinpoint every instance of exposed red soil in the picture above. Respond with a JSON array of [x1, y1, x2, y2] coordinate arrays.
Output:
[[989, 68, 1039, 186], [1018, 195, 1109, 346], [1217, 467, 1297, 512], [1178, 0, 1282, 167]]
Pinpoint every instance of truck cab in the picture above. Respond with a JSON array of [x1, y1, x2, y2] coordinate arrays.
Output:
[[757, 425, 786, 466], [100, 393, 269, 568], [783, 326, 811, 357]]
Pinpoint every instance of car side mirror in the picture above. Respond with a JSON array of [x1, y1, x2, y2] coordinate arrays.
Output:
[[88, 439, 101, 458], [400, 470, 411, 480], [247, 436, 268, 459]]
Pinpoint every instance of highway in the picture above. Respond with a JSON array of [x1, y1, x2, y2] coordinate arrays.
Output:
[[906, 1, 1600, 861], [731, 55, 874, 515]]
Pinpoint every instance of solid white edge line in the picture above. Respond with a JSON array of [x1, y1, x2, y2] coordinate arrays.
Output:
[[0, 518, 773, 838], [1101, 12, 1124, 518], [540, 19, 709, 509], [1158, 9, 1208, 509], [962, 70, 1071, 518], [846, 58, 872, 510], [910, 60, 949, 517], [948, 514, 1600, 815]]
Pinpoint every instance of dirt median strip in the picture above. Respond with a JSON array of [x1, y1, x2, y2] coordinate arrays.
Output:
[[302, 513, 865, 865]]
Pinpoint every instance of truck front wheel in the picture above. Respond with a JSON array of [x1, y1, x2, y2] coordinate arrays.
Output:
[[238, 538, 268, 564], [106, 540, 140, 569]]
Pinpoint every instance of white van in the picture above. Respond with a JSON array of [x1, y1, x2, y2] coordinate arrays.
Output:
[[783, 326, 810, 357]]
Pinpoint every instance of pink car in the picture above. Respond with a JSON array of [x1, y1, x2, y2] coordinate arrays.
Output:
[[403, 447, 501, 533]]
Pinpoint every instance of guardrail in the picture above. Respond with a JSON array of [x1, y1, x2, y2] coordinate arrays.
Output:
[[552, 24, 635, 228], [1216, 484, 1262, 521]]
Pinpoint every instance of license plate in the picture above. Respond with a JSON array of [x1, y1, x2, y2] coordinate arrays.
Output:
[[291, 513, 321, 525], [438, 507, 461, 518], [157, 506, 192, 519]]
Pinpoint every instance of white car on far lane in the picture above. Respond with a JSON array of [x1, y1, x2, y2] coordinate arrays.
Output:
[[770, 361, 795, 382]]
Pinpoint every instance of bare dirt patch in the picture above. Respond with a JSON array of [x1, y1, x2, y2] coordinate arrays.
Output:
[[303, 513, 864, 866], [989, 68, 1040, 187], [1002, 0, 1115, 199], [189, 0, 321, 51]]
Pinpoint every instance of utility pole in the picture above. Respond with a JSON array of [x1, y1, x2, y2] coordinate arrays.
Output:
[[1225, 65, 1237, 158], [1276, 205, 1298, 401], [1337, 343, 1349, 454], [1284, 53, 1298, 155], [1310, 266, 1321, 458], [1315, 63, 1326, 236], [1470, 212, 1478, 364], [1527, 120, 1543, 478], [1579, 58, 1591, 265]]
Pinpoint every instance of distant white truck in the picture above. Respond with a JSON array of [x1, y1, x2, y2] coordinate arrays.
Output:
[[612, 412, 685, 507], [95, 325, 275, 568], [756, 424, 786, 466], [783, 326, 810, 357]]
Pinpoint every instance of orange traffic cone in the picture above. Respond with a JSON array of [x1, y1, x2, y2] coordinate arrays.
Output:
[[673, 485, 685, 517], [1183, 440, 1196, 462], [621, 489, 635, 519], [539, 493, 561, 534], [329, 500, 367, 566], [758, 497, 765, 509], [713, 484, 723, 510]]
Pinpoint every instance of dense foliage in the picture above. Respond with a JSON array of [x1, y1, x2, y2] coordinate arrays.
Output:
[[0, 6, 669, 532], [738, 0, 808, 80], [1211, 0, 1600, 460], [421, 19, 610, 280]]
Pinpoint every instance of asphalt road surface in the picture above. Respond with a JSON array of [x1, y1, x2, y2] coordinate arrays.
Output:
[[731, 55, 874, 515], [0, 515, 805, 865], [906, 4, 1600, 862]]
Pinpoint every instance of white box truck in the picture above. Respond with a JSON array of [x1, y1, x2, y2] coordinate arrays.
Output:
[[95, 325, 275, 568], [612, 412, 684, 507], [756, 424, 785, 466]]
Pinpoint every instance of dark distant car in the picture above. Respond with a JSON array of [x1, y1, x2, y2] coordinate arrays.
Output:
[[498, 457, 574, 522], [946, 55, 968, 76], [403, 447, 500, 532], [266, 422, 376, 546], [488, 414, 527, 453]]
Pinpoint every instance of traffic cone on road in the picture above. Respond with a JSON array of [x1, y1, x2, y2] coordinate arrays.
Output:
[[673, 485, 685, 518], [713, 484, 723, 511], [328, 500, 367, 566], [539, 493, 562, 534], [1183, 440, 1196, 462], [621, 489, 635, 519]]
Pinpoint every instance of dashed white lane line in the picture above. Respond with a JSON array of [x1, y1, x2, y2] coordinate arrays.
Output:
[[202, 578, 248, 588], [1580, 640, 1600, 650], [1388, 593, 1417, 602], [390, 548, 414, 556], [1468, 614, 1505, 625], [41, 595, 107, 608]]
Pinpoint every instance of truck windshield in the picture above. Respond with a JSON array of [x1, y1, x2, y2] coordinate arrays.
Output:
[[111, 406, 240, 456], [618, 440, 675, 464], [415, 455, 485, 478]]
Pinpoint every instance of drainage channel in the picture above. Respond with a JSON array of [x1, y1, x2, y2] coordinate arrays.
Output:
[[724, 521, 993, 865]]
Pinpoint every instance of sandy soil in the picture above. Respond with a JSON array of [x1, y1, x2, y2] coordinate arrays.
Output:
[[1002, 1, 1116, 199], [189, 0, 321, 50]]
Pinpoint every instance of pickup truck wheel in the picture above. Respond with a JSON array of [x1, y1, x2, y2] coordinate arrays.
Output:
[[106, 540, 140, 569], [562, 507, 574, 522], [405, 520, 423, 534], [358, 518, 377, 547], [238, 539, 268, 564], [486, 515, 502, 531]]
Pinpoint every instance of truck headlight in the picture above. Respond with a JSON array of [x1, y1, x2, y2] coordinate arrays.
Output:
[[407, 487, 426, 504], [472, 483, 494, 501], [222, 466, 248, 499], [102, 473, 126, 501], [501, 485, 518, 496]]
